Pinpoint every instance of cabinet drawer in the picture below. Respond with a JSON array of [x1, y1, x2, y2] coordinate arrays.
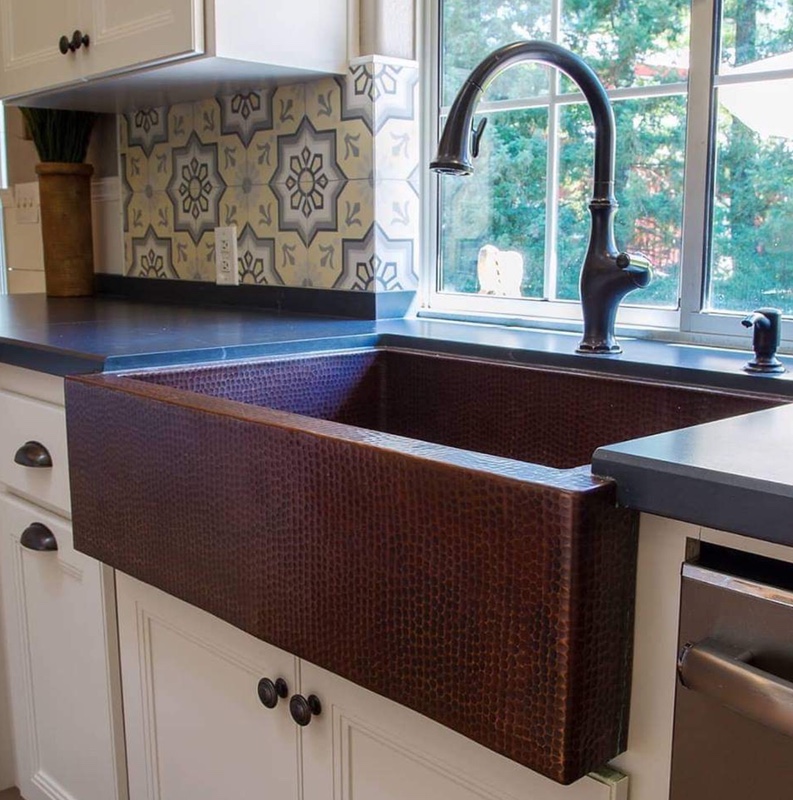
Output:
[[0, 389, 70, 515]]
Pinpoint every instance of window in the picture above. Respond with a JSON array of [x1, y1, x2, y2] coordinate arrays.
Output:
[[425, 0, 793, 341], [0, 102, 7, 295]]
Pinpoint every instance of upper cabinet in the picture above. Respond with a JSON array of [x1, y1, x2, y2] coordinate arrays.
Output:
[[79, 0, 202, 82], [0, 0, 349, 109], [0, 0, 201, 98], [0, 0, 85, 98]]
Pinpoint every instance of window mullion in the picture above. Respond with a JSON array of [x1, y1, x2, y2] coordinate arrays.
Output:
[[545, 99, 560, 301], [543, 0, 563, 301], [679, 0, 719, 331]]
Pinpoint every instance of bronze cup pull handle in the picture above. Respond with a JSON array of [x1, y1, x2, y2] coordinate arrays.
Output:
[[20, 523, 58, 552], [14, 441, 53, 468]]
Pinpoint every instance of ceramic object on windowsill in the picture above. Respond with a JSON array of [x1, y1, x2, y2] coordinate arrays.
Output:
[[21, 108, 97, 297]]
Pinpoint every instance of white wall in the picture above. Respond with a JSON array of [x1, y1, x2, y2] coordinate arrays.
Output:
[[360, 0, 416, 59]]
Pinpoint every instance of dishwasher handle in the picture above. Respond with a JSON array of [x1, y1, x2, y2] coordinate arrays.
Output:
[[678, 638, 793, 738]]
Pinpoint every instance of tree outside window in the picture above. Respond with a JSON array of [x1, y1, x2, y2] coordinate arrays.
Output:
[[433, 0, 793, 326]]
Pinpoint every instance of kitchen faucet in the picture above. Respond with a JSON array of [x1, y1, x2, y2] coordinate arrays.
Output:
[[431, 40, 652, 354]]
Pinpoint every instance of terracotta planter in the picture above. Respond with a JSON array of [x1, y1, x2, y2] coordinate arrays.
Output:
[[35, 162, 95, 297]]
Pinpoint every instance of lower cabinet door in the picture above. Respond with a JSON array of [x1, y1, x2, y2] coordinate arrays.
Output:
[[299, 661, 628, 800], [0, 493, 126, 800], [117, 573, 300, 800]]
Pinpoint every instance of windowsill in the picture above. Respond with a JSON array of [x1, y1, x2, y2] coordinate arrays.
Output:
[[378, 314, 793, 398], [417, 305, 793, 354]]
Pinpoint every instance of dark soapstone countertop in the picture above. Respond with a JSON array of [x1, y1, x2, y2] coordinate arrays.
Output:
[[2, 292, 793, 545]]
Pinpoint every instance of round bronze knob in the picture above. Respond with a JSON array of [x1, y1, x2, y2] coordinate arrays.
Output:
[[257, 677, 288, 709], [289, 693, 322, 726], [59, 35, 71, 55], [70, 30, 90, 50]]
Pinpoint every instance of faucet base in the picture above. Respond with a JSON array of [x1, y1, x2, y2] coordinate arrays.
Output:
[[576, 340, 622, 355], [743, 357, 785, 374]]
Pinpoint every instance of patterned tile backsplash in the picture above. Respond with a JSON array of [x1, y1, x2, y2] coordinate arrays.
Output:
[[120, 58, 420, 293]]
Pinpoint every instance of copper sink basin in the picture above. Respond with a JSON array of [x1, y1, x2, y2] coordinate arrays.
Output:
[[64, 348, 781, 784]]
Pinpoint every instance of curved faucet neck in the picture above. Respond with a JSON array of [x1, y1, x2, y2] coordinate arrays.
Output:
[[440, 40, 616, 203]]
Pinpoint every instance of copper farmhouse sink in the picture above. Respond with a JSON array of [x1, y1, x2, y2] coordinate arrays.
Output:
[[64, 349, 782, 784]]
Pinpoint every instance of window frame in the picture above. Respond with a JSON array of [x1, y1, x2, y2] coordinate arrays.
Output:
[[420, 0, 793, 348]]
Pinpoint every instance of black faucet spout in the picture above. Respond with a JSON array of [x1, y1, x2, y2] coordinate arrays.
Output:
[[431, 40, 652, 354]]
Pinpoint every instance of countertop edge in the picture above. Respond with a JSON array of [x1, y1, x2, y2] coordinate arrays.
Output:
[[592, 442, 793, 546]]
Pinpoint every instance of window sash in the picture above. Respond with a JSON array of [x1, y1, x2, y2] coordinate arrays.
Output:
[[423, 0, 793, 346]]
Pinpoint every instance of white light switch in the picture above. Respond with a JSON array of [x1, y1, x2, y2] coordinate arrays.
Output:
[[14, 183, 39, 225]]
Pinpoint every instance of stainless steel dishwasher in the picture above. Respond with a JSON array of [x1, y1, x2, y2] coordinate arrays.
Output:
[[670, 542, 793, 798]]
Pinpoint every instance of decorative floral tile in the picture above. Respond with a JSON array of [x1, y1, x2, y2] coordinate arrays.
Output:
[[149, 191, 173, 237], [374, 179, 420, 243], [273, 84, 306, 136], [246, 185, 278, 240], [126, 107, 169, 156], [340, 60, 418, 134], [148, 143, 174, 191], [334, 118, 373, 181], [271, 119, 345, 246], [217, 134, 247, 188], [374, 117, 420, 181], [124, 146, 149, 194], [337, 223, 416, 291], [218, 130, 278, 190], [306, 77, 342, 129], [195, 231, 217, 281], [238, 227, 279, 285], [274, 230, 309, 286], [337, 180, 374, 237], [194, 98, 221, 144], [172, 231, 197, 278], [219, 183, 278, 235], [167, 103, 195, 148], [166, 132, 226, 244], [306, 231, 345, 289], [118, 65, 419, 295], [247, 129, 278, 184], [129, 227, 179, 279], [220, 89, 274, 146], [126, 192, 150, 237]]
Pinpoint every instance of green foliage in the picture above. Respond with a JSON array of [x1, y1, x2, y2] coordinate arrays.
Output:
[[439, 0, 793, 314], [20, 107, 97, 164]]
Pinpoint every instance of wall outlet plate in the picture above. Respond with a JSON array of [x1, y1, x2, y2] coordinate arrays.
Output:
[[214, 225, 239, 285]]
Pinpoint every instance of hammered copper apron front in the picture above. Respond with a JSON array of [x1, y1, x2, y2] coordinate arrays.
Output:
[[64, 350, 781, 784]]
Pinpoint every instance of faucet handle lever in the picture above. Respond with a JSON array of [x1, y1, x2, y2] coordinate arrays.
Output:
[[616, 251, 652, 270], [471, 117, 488, 159], [615, 251, 652, 287]]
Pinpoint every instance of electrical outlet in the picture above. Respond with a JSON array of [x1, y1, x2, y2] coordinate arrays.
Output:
[[214, 226, 239, 285]]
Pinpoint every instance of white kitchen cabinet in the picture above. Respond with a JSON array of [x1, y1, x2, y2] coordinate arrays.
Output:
[[301, 660, 625, 800], [116, 573, 300, 800], [117, 573, 627, 800], [0, 0, 200, 99], [0, 0, 349, 107], [0, 364, 126, 800], [0, 0, 83, 99]]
